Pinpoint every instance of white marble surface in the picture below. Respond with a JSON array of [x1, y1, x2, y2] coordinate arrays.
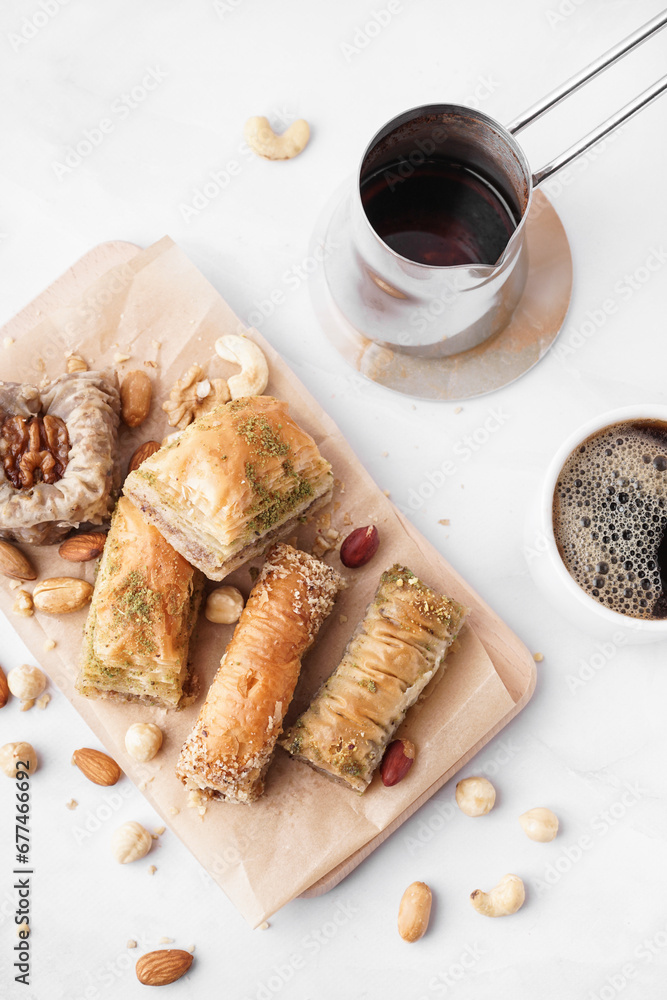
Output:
[[2, 1, 667, 997]]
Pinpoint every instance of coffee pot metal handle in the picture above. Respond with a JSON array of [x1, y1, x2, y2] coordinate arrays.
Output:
[[507, 10, 667, 187]]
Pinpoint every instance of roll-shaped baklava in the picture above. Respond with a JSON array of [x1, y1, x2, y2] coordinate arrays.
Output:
[[77, 497, 204, 708], [280, 565, 467, 792], [176, 543, 343, 804], [123, 395, 334, 580]]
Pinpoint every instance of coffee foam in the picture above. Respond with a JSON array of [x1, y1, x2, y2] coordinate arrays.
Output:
[[553, 420, 667, 620]]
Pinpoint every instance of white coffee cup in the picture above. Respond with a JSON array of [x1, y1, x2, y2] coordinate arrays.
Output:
[[526, 404, 667, 643]]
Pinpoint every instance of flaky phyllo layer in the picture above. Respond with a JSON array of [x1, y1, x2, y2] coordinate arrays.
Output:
[[280, 566, 468, 792], [77, 497, 204, 708], [176, 544, 343, 804], [123, 396, 334, 580]]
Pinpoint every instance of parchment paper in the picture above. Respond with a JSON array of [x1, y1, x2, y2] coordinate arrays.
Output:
[[0, 237, 517, 926]]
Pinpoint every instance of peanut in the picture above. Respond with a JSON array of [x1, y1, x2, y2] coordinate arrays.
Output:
[[120, 370, 152, 428]]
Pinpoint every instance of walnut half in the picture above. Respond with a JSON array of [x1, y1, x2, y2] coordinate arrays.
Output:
[[162, 366, 230, 431]]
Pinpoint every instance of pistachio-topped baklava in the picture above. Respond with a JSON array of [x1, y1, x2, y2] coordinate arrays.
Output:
[[280, 565, 467, 792], [123, 396, 334, 581], [77, 497, 204, 708]]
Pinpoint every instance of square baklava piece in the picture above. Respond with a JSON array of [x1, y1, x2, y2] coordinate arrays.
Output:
[[123, 395, 334, 580]]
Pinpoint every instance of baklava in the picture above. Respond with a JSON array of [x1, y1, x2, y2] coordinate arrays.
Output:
[[0, 370, 121, 545], [280, 565, 467, 792], [123, 396, 334, 581], [77, 497, 204, 708], [176, 543, 343, 803]]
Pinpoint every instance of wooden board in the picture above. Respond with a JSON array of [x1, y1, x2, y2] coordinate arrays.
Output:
[[1, 240, 536, 903]]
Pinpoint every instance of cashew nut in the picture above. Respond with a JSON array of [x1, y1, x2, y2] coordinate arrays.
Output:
[[470, 874, 525, 917], [519, 807, 559, 842], [455, 776, 496, 817], [244, 116, 310, 160], [214, 334, 269, 399]]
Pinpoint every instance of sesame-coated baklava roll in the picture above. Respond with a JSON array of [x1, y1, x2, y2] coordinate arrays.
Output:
[[176, 543, 343, 804]]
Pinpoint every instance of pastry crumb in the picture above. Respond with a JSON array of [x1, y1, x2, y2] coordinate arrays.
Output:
[[126, 939, 137, 949], [138, 776, 155, 791], [147, 865, 157, 875], [342, 512, 353, 526], [454, 406, 463, 414], [36, 693, 50, 710], [258, 921, 270, 930], [16, 923, 29, 936], [13, 590, 34, 617], [168, 806, 179, 816], [65, 799, 78, 810], [533, 652, 544, 663], [381, 451, 388, 457], [339, 614, 348, 624], [8, 578, 23, 590], [113, 352, 131, 363], [187, 944, 196, 953], [43, 639, 56, 652], [3, 336, 14, 348], [382, 489, 391, 498], [153, 826, 166, 837], [158, 936, 173, 944], [438, 519, 450, 526]]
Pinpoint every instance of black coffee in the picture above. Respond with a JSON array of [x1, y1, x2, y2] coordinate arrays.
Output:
[[360, 158, 518, 267], [553, 420, 667, 620]]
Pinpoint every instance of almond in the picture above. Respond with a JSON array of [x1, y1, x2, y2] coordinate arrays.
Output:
[[128, 440, 161, 473], [381, 738, 416, 787], [398, 881, 432, 942], [136, 949, 193, 986], [340, 525, 379, 568], [72, 747, 122, 786], [0, 667, 8, 709], [0, 541, 36, 581], [32, 577, 93, 614], [58, 533, 106, 563]]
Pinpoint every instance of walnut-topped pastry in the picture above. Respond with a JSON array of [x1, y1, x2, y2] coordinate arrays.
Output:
[[0, 371, 121, 545], [123, 395, 334, 581]]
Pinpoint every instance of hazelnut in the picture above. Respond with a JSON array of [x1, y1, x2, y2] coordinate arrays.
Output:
[[519, 807, 559, 842], [125, 723, 163, 763], [0, 742, 38, 777], [205, 586, 245, 625], [7, 664, 46, 705], [111, 821, 153, 864], [455, 776, 496, 817]]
